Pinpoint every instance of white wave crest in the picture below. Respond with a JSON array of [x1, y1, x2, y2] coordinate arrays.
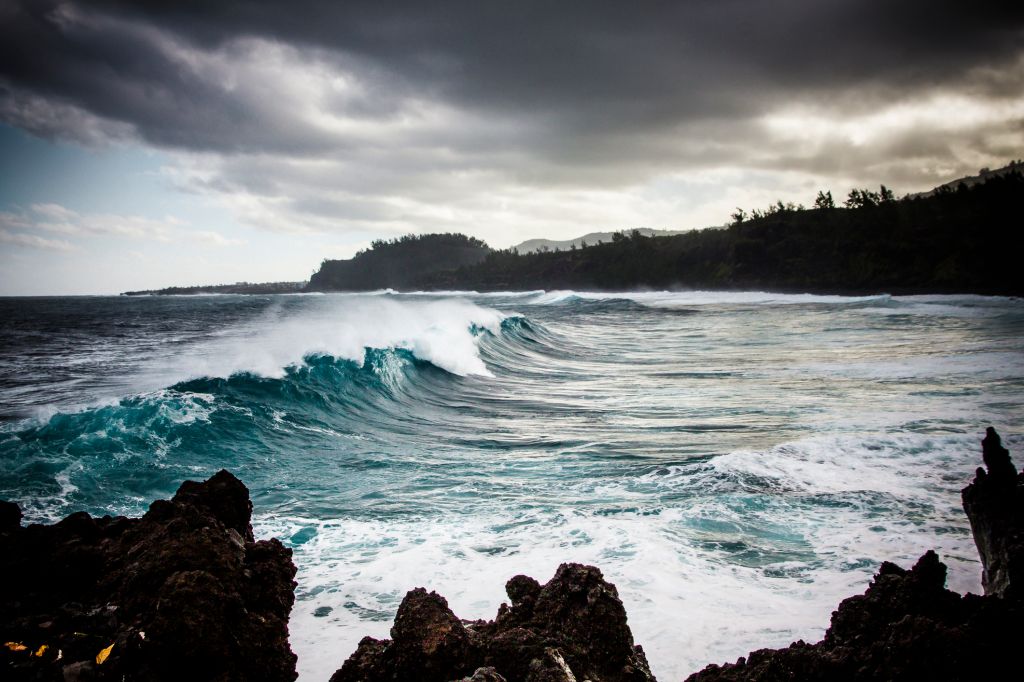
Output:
[[260, 431, 991, 682], [155, 295, 507, 381]]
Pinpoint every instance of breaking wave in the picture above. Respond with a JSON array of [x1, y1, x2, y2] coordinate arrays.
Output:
[[2, 291, 1022, 680]]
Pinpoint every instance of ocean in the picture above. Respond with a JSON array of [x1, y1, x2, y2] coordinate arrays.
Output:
[[2, 291, 1022, 680]]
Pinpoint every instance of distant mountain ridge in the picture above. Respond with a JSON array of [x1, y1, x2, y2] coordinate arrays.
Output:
[[911, 160, 1023, 198], [512, 228, 689, 254]]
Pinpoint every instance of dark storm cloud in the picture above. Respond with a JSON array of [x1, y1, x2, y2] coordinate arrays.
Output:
[[2, 0, 1022, 156], [89, 1, 1024, 104], [0, 1, 393, 152], [1, 0, 1022, 244]]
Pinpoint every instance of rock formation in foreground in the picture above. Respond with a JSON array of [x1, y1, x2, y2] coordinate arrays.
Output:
[[332, 428, 1022, 682], [3, 429, 1019, 682], [0, 470, 298, 681], [962, 426, 1024, 598], [687, 428, 1023, 681], [330, 563, 655, 682]]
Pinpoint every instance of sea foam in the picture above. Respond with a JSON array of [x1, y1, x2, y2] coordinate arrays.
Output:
[[3, 292, 1021, 682], [263, 431, 991, 682], [156, 296, 508, 382]]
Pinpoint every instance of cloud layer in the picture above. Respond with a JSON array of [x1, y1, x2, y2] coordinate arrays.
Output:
[[0, 203, 241, 251], [1, 0, 1022, 246]]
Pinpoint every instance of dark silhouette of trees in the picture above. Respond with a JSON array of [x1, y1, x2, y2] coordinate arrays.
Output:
[[307, 171, 1024, 295], [307, 233, 490, 291], [124, 281, 304, 296], [844, 188, 871, 208], [842, 185, 894, 208]]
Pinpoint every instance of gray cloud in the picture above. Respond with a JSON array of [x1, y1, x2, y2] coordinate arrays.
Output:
[[0, 229, 73, 251], [80, 1, 1024, 107], [0, 203, 246, 251], [0, 210, 73, 250], [1, 0, 1021, 242], [4, 1, 1021, 153]]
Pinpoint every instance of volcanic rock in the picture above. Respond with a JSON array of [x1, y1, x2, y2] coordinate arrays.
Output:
[[0, 470, 297, 681], [963, 426, 1024, 597], [686, 428, 1024, 681], [330, 562, 654, 682]]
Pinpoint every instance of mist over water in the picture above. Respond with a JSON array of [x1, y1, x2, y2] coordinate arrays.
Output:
[[1, 291, 1022, 680]]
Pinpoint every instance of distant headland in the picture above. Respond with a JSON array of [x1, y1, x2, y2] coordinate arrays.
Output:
[[122, 281, 305, 296], [124, 161, 1024, 297]]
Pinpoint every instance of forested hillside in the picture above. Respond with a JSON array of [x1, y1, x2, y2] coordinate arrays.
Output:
[[307, 233, 490, 291], [307, 170, 1023, 295]]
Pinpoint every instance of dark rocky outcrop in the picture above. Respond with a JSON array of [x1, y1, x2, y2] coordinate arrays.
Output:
[[687, 428, 1024, 681], [4, 429, 1019, 682], [962, 426, 1024, 598], [0, 470, 297, 682], [330, 563, 654, 682]]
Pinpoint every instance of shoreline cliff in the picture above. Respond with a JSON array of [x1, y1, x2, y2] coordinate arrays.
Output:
[[2, 429, 1020, 681]]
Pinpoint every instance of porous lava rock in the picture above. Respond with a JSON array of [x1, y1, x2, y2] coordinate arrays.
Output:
[[686, 428, 1024, 681], [330, 562, 654, 682], [0, 470, 297, 681], [962, 426, 1024, 597]]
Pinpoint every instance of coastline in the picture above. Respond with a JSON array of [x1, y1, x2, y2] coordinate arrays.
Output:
[[2, 429, 1020, 680]]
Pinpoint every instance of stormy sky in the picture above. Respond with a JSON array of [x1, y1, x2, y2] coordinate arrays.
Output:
[[1, 0, 1022, 294]]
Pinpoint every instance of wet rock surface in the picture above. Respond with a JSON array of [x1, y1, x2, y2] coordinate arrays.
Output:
[[963, 426, 1024, 597], [3, 429, 1019, 682], [687, 428, 1024, 681], [0, 470, 298, 681], [330, 562, 655, 682]]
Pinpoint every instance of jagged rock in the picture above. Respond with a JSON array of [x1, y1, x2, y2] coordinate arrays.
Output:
[[981, 426, 1017, 481], [686, 428, 1024, 681], [0, 499, 21, 532], [525, 648, 577, 682], [505, 574, 541, 608], [5, 428, 1017, 682], [460, 667, 508, 682], [0, 470, 297, 681], [686, 552, 1021, 681], [963, 427, 1024, 597], [331, 563, 654, 682]]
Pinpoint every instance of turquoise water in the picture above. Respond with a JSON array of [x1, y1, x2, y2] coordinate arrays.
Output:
[[2, 291, 1022, 680]]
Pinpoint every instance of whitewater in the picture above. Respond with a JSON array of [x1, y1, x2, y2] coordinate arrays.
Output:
[[1, 291, 1022, 680]]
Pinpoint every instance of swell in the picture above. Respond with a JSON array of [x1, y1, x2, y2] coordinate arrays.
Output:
[[0, 315, 568, 522], [475, 315, 583, 374]]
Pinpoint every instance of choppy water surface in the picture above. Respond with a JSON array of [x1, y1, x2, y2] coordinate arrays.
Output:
[[2, 291, 1022, 680]]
